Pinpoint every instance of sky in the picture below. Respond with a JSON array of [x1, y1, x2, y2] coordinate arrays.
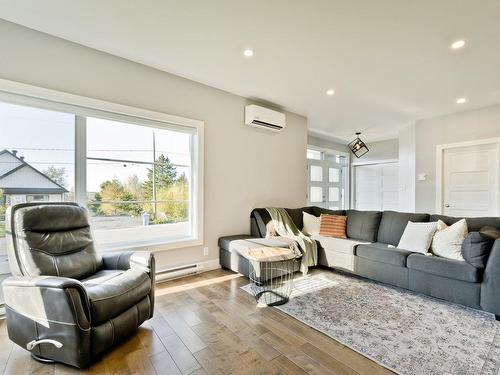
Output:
[[0, 101, 191, 193]]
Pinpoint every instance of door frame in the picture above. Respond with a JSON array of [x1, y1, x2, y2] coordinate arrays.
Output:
[[306, 145, 350, 209], [435, 137, 500, 215], [352, 161, 399, 210]]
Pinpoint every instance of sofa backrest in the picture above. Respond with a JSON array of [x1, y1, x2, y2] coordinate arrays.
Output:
[[250, 207, 500, 242], [377, 211, 430, 246], [346, 210, 383, 242], [6, 202, 103, 279], [250, 206, 345, 237], [429, 215, 500, 231]]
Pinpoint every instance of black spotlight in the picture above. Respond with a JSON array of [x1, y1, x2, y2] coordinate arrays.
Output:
[[348, 132, 369, 158]]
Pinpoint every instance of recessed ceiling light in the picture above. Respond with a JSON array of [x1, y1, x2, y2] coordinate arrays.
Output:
[[326, 89, 335, 96], [456, 97, 467, 104], [451, 40, 466, 50], [243, 49, 254, 57]]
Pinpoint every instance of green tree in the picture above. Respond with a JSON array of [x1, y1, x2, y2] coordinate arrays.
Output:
[[143, 154, 177, 200], [0, 189, 6, 217], [43, 166, 68, 188]]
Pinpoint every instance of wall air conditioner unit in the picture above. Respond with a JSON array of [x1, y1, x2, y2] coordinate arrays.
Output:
[[245, 104, 286, 132]]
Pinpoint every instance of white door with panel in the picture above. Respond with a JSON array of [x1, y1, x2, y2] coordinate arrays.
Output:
[[354, 163, 399, 211], [307, 154, 346, 209], [441, 142, 499, 217]]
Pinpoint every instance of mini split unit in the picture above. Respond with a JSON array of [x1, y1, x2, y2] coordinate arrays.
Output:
[[245, 104, 286, 132]]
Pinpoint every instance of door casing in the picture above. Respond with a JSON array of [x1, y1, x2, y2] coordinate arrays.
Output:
[[435, 137, 500, 216]]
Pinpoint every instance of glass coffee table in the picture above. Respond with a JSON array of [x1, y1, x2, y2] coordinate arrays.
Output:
[[246, 247, 298, 306]]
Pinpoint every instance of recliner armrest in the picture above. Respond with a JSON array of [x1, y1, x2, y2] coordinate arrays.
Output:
[[102, 251, 154, 273], [101, 251, 155, 319], [2, 276, 91, 329], [3, 275, 85, 290]]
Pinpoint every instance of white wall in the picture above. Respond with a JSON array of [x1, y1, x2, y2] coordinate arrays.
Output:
[[415, 105, 500, 213], [307, 135, 348, 153], [398, 124, 416, 212], [0, 21, 308, 270], [352, 138, 398, 164]]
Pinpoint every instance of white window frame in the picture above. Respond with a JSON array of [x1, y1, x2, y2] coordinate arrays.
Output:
[[0, 78, 204, 252], [306, 145, 350, 209]]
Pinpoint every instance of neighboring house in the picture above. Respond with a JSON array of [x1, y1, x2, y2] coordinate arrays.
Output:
[[0, 149, 68, 205]]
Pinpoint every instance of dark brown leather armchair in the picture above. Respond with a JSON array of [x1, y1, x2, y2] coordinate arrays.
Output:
[[2, 202, 155, 368]]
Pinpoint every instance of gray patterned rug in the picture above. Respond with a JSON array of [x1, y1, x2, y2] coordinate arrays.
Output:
[[241, 271, 500, 375]]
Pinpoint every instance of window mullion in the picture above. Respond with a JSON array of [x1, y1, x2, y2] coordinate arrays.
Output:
[[75, 115, 87, 207]]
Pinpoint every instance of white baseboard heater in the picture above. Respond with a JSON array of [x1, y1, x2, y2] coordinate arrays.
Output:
[[155, 263, 204, 282]]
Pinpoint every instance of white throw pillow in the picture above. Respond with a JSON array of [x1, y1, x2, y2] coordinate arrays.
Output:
[[397, 221, 438, 254], [302, 211, 320, 236], [431, 219, 468, 261]]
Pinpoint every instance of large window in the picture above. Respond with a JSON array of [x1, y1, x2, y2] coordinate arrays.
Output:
[[0, 92, 203, 255]]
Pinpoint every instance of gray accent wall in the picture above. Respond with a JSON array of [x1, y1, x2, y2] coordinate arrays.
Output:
[[0, 20, 308, 271]]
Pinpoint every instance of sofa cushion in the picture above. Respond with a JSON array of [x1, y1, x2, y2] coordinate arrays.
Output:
[[218, 236, 290, 257], [480, 226, 500, 240], [346, 210, 382, 242], [377, 211, 430, 246], [82, 269, 152, 325], [429, 215, 500, 231], [355, 243, 413, 267], [461, 232, 494, 268], [311, 234, 368, 255], [285, 207, 314, 230], [311, 206, 346, 217], [251, 207, 314, 237], [407, 253, 481, 283], [218, 235, 254, 250]]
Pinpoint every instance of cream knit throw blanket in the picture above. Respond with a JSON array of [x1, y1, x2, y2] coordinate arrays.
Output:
[[266, 207, 318, 274]]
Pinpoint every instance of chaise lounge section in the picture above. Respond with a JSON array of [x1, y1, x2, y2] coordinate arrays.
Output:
[[219, 207, 500, 319]]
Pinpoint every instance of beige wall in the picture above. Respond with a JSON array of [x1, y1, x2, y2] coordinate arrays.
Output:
[[0, 21, 308, 270], [415, 105, 500, 213]]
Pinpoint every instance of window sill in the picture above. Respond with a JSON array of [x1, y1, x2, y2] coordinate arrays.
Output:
[[95, 237, 203, 254]]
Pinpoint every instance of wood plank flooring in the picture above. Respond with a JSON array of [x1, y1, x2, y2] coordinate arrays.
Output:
[[0, 269, 394, 375]]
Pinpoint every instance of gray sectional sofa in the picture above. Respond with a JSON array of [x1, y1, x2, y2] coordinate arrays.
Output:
[[219, 207, 500, 320]]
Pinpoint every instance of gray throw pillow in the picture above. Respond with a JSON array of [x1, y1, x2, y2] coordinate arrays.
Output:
[[461, 232, 494, 268]]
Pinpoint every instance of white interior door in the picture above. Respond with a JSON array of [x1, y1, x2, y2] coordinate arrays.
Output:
[[307, 152, 346, 209], [442, 142, 499, 217], [354, 162, 399, 211], [355, 165, 380, 210]]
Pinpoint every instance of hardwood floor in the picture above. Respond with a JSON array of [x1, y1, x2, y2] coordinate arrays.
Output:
[[0, 269, 394, 375]]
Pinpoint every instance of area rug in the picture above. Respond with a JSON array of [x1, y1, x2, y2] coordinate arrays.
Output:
[[241, 271, 500, 375]]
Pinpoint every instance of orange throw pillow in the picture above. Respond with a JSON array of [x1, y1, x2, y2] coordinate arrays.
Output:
[[319, 214, 347, 238]]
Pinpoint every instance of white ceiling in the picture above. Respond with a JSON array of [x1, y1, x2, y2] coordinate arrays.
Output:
[[1, 0, 500, 142]]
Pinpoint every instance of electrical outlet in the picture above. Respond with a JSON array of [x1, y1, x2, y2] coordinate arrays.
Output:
[[203, 247, 209, 256]]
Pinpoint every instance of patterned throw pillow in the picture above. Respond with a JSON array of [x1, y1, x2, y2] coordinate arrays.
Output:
[[319, 214, 347, 238]]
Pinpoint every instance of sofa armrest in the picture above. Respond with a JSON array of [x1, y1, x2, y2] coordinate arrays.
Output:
[[2, 276, 91, 329], [481, 239, 500, 315]]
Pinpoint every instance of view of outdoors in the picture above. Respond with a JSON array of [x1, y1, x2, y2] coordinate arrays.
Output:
[[0, 101, 193, 256], [85, 117, 191, 230]]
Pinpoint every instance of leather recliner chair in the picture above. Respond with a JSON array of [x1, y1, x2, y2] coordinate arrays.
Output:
[[2, 202, 155, 368]]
